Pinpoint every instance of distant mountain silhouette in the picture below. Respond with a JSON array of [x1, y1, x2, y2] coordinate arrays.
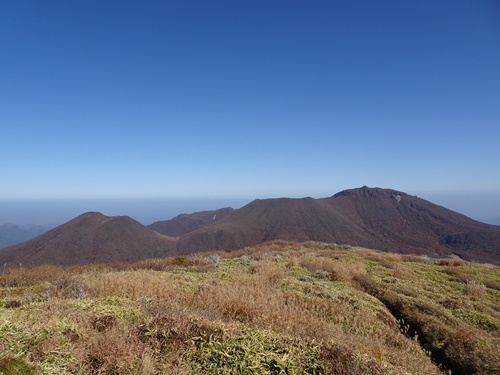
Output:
[[0, 212, 177, 267], [177, 187, 500, 263], [3, 187, 499, 267], [148, 207, 234, 236], [0, 224, 47, 248]]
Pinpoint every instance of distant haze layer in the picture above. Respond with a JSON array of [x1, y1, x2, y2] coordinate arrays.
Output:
[[0, 198, 250, 226], [0, 191, 499, 226], [419, 191, 500, 225]]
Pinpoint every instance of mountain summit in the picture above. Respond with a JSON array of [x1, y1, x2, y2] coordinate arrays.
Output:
[[2, 187, 499, 267], [0, 212, 177, 267], [177, 187, 500, 263]]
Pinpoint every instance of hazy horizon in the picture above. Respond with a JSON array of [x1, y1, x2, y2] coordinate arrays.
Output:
[[1, 188, 500, 227]]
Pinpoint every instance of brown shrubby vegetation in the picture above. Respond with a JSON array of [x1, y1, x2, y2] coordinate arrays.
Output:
[[1, 242, 499, 374]]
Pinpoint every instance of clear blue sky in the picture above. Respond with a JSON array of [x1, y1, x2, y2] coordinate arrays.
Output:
[[1, 1, 499, 223]]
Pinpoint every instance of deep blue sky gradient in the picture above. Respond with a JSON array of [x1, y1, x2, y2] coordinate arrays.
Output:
[[1, 1, 499, 223]]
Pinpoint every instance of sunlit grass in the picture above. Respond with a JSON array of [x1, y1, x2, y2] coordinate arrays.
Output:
[[1, 241, 498, 374]]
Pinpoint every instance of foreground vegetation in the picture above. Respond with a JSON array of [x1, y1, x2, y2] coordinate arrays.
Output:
[[1, 241, 499, 374]]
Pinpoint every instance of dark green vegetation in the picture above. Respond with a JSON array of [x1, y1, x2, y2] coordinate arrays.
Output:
[[1, 241, 498, 374]]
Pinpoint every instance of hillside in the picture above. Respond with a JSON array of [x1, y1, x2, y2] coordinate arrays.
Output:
[[0, 212, 177, 267], [148, 207, 234, 236], [176, 197, 352, 250], [177, 187, 500, 263], [2, 187, 499, 267], [1, 242, 498, 374]]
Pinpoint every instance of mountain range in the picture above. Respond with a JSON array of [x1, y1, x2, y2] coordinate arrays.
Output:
[[1, 187, 499, 267], [148, 207, 234, 236]]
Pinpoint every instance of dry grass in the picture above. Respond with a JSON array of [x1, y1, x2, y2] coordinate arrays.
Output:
[[2, 241, 499, 374], [299, 255, 367, 282], [465, 280, 487, 300], [437, 258, 466, 267], [84, 270, 177, 300], [0, 264, 75, 287]]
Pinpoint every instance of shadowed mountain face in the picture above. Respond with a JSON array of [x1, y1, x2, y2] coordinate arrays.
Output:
[[177, 187, 500, 263], [148, 207, 234, 236], [0, 212, 177, 267]]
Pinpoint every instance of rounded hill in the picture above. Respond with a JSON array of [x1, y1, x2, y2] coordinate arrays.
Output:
[[0, 212, 177, 267]]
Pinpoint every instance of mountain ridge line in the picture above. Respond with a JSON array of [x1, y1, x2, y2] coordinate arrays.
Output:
[[1, 186, 499, 267]]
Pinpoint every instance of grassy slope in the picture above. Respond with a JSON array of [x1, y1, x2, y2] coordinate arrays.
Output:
[[0, 241, 498, 374]]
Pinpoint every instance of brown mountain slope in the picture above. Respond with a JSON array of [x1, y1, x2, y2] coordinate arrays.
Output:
[[323, 187, 500, 261], [3, 187, 499, 267], [0, 212, 177, 267], [176, 197, 363, 252], [177, 187, 500, 263], [148, 207, 234, 236]]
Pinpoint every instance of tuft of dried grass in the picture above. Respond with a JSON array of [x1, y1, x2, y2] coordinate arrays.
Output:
[[482, 278, 500, 290], [0, 356, 37, 374], [83, 270, 176, 301], [139, 348, 157, 375], [300, 257, 367, 283], [249, 260, 286, 283], [438, 258, 465, 267], [135, 258, 171, 271], [47, 275, 87, 299], [82, 322, 144, 373], [0, 264, 69, 287], [401, 254, 431, 263], [352, 273, 379, 296], [385, 253, 403, 263], [465, 280, 486, 300]]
